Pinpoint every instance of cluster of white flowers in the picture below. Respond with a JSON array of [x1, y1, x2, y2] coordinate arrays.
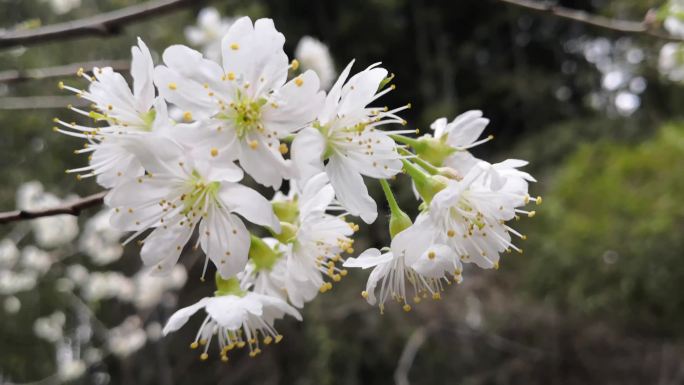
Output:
[[56, 15, 538, 361], [660, 1, 684, 82]]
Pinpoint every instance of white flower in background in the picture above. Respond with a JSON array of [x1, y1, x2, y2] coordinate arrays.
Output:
[[81, 272, 135, 302], [16, 181, 79, 248], [108, 316, 147, 358], [295, 36, 336, 89], [155, 16, 325, 188], [4, 296, 21, 314], [659, 43, 684, 82], [163, 290, 301, 361], [185, 7, 234, 62], [105, 136, 278, 278], [20, 246, 53, 275], [66, 264, 89, 285], [56, 38, 180, 188], [428, 110, 493, 175], [0, 271, 37, 295], [133, 266, 187, 309], [45, 0, 81, 15], [665, 0, 684, 38], [292, 61, 408, 223], [57, 359, 86, 382], [344, 221, 461, 312], [0, 239, 19, 268], [79, 209, 124, 266], [34, 311, 66, 343]]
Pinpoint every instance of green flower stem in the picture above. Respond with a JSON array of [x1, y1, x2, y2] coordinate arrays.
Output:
[[397, 147, 439, 175], [389, 133, 422, 149], [379, 179, 412, 237]]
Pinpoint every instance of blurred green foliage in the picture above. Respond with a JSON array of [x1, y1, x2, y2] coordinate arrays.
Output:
[[522, 123, 684, 334]]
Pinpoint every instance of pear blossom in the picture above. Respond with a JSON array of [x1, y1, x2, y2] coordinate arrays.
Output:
[[56, 38, 179, 188], [105, 136, 278, 278], [185, 7, 234, 62], [659, 43, 684, 82], [344, 221, 461, 312], [163, 290, 301, 361], [155, 16, 325, 188], [295, 36, 336, 89], [292, 61, 408, 223]]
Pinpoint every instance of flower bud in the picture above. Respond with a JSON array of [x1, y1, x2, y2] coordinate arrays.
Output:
[[248, 235, 280, 271], [389, 208, 412, 238], [413, 135, 455, 167], [214, 275, 244, 297]]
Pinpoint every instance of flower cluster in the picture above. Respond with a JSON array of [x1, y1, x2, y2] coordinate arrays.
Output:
[[56, 15, 539, 361]]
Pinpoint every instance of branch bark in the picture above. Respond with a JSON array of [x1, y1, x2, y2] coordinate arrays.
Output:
[[0, 0, 196, 49], [0, 191, 106, 224], [494, 0, 683, 42], [0, 60, 129, 83]]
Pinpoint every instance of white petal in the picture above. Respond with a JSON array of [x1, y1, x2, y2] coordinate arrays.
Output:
[[162, 297, 210, 335], [291, 127, 325, 182], [410, 244, 457, 278], [327, 156, 377, 224], [238, 134, 290, 189], [217, 183, 280, 231], [141, 223, 195, 274], [131, 38, 155, 113], [201, 210, 251, 278], [343, 248, 392, 269], [261, 70, 325, 135]]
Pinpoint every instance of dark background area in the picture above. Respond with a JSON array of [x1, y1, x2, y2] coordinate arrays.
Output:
[[1, 0, 683, 384]]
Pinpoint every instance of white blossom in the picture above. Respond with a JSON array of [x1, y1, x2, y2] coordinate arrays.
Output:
[[108, 316, 147, 358], [33, 311, 66, 342], [155, 16, 325, 188], [163, 291, 300, 361], [105, 136, 278, 278], [185, 7, 234, 62], [292, 61, 407, 223], [295, 36, 336, 89], [16, 181, 79, 248]]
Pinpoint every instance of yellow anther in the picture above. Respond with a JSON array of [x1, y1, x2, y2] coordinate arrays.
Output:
[[361, 291, 369, 299], [290, 59, 299, 70], [76, 67, 84, 77], [536, 196, 543, 205], [432, 292, 441, 300], [346, 247, 354, 254], [227, 72, 236, 80], [58, 81, 64, 89], [294, 77, 304, 87], [279, 143, 289, 154], [236, 341, 246, 348], [428, 251, 436, 260], [528, 211, 536, 218], [200, 353, 209, 360], [333, 274, 341, 282], [168, 82, 177, 90], [521, 234, 527, 240], [221, 355, 229, 362], [494, 262, 500, 270], [274, 334, 283, 343], [199, 339, 207, 346], [248, 140, 259, 149], [190, 342, 199, 349], [447, 229, 455, 237], [413, 296, 421, 303], [402, 304, 412, 312], [340, 269, 348, 276], [263, 336, 273, 345], [183, 111, 193, 122], [230, 43, 240, 50], [210, 148, 219, 157]]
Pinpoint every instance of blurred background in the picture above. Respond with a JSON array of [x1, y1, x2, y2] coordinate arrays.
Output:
[[1, 0, 684, 384]]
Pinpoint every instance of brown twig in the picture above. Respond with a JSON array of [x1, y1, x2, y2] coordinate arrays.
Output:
[[495, 0, 683, 42], [0, 191, 106, 224], [0, 60, 129, 84], [0, 0, 196, 49]]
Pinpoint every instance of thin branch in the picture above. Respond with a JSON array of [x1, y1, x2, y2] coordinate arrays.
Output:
[[0, 60, 129, 84], [494, 0, 684, 42], [0, 191, 106, 224], [0, 0, 196, 49]]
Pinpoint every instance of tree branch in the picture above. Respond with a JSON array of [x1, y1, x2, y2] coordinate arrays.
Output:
[[494, 0, 684, 42], [0, 191, 106, 224], [0, 60, 129, 84], [0, 0, 196, 49]]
